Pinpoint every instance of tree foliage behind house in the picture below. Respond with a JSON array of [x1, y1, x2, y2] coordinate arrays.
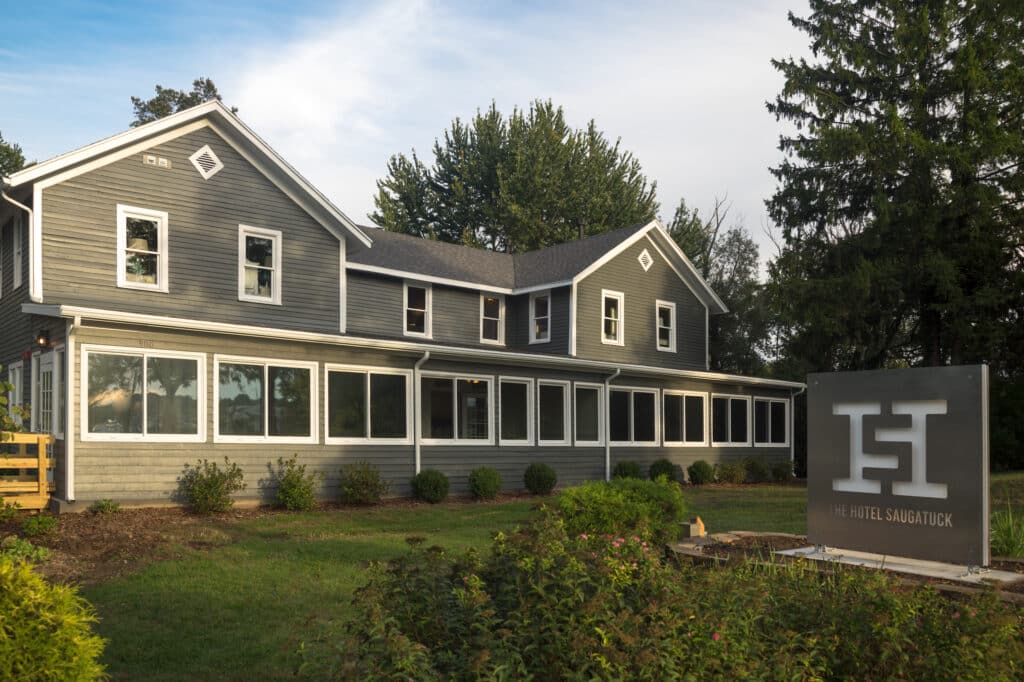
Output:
[[0, 131, 25, 176], [372, 100, 659, 252], [130, 77, 236, 127]]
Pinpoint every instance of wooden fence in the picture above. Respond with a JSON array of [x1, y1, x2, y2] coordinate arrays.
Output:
[[0, 433, 56, 510]]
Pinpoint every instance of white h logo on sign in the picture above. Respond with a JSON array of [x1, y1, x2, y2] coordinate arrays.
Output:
[[832, 400, 949, 499]]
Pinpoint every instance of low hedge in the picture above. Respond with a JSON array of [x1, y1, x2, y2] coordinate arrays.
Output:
[[524, 463, 557, 495], [468, 467, 502, 500], [412, 469, 449, 504], [557, 477, 687, 544]]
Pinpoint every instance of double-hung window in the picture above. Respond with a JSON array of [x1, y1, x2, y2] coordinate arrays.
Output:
[[609, 387, 658, 445], [602, 290, 624, 345], [215, 356, 316, 443], [238, 225, 282, 304], [529, 291, 550, 343], [711, 394, 751, 446], [499, 377, 533, 445], [754, 398, 789, 446], [12, 213, 22, 289], [663, 391, 706, 445], [656, 300, 676, 352], [117, 205, 168, 292], [537, 380, 570, 446], [574, 382, 604, 446], [83, 346, 205, 442], [326, 365, 412, 443], [480, 294, 504, 344], [404, 282, 432, 337], [421, 373, 493, 444]]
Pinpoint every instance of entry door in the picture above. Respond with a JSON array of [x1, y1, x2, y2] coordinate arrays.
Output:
[[32, 350, 63, 437]]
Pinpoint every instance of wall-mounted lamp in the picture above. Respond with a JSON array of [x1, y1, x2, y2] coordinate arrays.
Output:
[[36, 329, 50, 347]]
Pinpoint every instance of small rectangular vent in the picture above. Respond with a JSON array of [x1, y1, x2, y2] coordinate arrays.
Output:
[[638, 248, 654, 272], [189, 144, 224, 179]]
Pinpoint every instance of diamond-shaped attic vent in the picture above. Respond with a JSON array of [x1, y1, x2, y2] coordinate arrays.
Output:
[[637, 248, 654, 272], [189, 145, 224, 180]]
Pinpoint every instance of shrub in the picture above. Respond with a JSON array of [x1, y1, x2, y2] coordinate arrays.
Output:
[[179, 457, 246, 514], [686, 460, 714, 485], [771, 460, 794, 483], [743, 457, 771, 483], [412, 469, 449, 504], [716, 461, 745, 484], [1, 536, 51, 563], [88, 499, 121, 515], [0, 496, 20, 524], [21, 515, 57, 538], [268, 455, 323, 511], [991, 503, 1024, 557], [612, 461, 642, 479], [340, 461, 390, 505], [0, 557, 107, 680], [558, 477, 687, 543], [648, 458, 676, 482], [524, 462, 557, 495], [468, 467, 502, 501]]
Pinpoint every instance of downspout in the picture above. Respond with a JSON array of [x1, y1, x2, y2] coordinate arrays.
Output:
[[0, 185, 41, 303], [603, 367, 621, 481], [413, 351, 430, 475], [790, 385, 806, 471], [65, 316, 80, 502]]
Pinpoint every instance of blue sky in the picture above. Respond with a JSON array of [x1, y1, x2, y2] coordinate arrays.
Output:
[[1, 0, 809, 261]]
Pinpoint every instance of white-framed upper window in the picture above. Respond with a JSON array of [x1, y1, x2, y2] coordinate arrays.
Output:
[[82, 345, 206, 442], [404, 282, 432, 338], [663, 390, 707, 446], [537, 379, 570, 446], [325, 364, 412, 444], [238, 225, 282, 305], [214, 355, 317, 444], [480, 294, 505, 345], [711, 394, 751, 447], [573, 381, 604, 447], [420, 372, 493, 444], [754, 397, 789, 447], [13, 213, 22, 289], [116, 204, 168, 293], [601, 289, 624, 346], [608, 386, 659, 446], [498, 376, 533, 446], [656, 300, 676, 353], [529, 291, 551, 344], [7, 360, 23, 426]]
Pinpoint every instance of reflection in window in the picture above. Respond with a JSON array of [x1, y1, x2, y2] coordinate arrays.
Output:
[[87, 352, 199, 437], [124, 217, 160, 286], [269, 366, 311, 437], [500, 381, 529, 442], [371, 373, 407, 438], [218, 361, 312, 439], [422, 377, 453, 439], [219, 364, 264, 436], [147, 357, 198, 434], [88, 354, 144, 434], [712, 395, 750, 445], [421, 376, 490, 441], [754, 398, 788, 445], [244, 235, 275, 299], [328, 371, 366, 438]]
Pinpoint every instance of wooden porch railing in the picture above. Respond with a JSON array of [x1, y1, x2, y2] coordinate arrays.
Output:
[[0, 433, 56, 510]]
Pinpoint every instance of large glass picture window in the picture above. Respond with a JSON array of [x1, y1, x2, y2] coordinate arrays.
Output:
[[499, 379, 531, 444], [538, 381, 569, 445], [216, 358, 315, 442], [712, 395, 751, 446], [754, 398, 788, 446], [663, 392, 706, 445], [574, 384, 602, 445], [421, 375, 492, 443], [326, 368, 409, 442], [609, 387, 658, 444]]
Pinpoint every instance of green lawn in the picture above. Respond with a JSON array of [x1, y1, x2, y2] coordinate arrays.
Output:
[[684, 484, 808, 535]]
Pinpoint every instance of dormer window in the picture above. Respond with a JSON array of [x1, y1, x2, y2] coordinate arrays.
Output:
[[529, 291, 551, 344], [116, 204, 168, 292], [404, 282, 432, 337], [480, 294, 504, 344], [238, 225, 282, 304]]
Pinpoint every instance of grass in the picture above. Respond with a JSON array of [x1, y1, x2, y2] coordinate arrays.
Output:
[[683, 484, 808, 534]]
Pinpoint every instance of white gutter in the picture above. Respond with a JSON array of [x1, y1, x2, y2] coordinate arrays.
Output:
[[413, 351, 430, 474], [65, 316, 79, 501], [604, 368, 621, 481], [0, 187, 41, 303]]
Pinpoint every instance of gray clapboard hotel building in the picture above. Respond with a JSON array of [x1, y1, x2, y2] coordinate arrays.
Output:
[[0, 101, 802, 506]]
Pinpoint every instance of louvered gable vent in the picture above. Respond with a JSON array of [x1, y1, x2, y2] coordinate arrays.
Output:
[[637, 248, 654, 272], [189, 144, 224, 179]]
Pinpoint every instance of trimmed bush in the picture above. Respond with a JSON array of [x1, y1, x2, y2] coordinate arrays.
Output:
[[412, 469, 449, 504], [743, 457, 771, 483], [21, 515, 57, 538], [1, 536, 51, 564], [468, 467, 502, 501], [771, 460, 794, 483], [88, 499, 121, 515], [716, 461, 745, 484], [179, 457, 246, 514], [524, 462, 557, 495], [270, 455, 323, 511], [686, 460, 714, 485], [648, 458, 676, 482], [0, 557, 107, 680], [340, 462, 390, 505], [558, 477, 687, 543], [612, 461, 642, 479]]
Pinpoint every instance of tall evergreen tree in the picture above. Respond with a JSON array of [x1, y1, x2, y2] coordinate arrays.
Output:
[[0, 131, 25, 176], [130, 77, 236, 126]]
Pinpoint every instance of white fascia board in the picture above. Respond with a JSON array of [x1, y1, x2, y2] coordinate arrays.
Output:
[[345, 261, 573, 296], [25, 303, 807, 390]]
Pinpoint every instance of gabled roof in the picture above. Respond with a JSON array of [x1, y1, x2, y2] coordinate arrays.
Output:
[[512, 222, 650, 288], [4, 100, 371, 247]]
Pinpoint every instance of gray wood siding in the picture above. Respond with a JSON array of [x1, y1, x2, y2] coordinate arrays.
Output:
[[506, 286, 570, 354], [0, 211, 33, 370], [40, 126, 341, 333], [346, 271, 404, 337], [576, 237, 706, 369]]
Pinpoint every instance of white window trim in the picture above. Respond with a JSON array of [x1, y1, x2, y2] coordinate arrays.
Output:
[[53, 345, 65, 440], [323, 364, 413, 445], [116, 204, 169, 293], [573, 381, 605, 447], [30, 351, 38, 432], [711, 393, 752, 447], [655, 300, 677, 353], [7, 360, 23, 426], [420, 370, 494, 445], [213, 354, 318, 444], [13, 213, 22, 289], [81, 344, 207, 443], [403, 281, 433, 338], [498, 376, 534, 446], [238, 224, 283, 305], [753, 397, 790, 448], [608, 385, 660, 447], [537, 379, 571, 446], [662, 390, 708, 447], [479, 293, 505, 345], [528, 290, 551, 344], [601, 289, 625, 346]]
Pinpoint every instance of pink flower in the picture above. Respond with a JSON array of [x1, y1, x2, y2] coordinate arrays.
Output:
[[579, 533, 589, 540], [712, 633, 720, 641], [953, 611, 960, 619]]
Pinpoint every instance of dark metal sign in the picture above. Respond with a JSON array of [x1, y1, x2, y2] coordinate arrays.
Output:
[[807, 365, 989, 566]]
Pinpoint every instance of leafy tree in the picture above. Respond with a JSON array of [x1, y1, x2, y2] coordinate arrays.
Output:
[[372, 100, 658, 252], [130, 77, 236, 127], [0, 131, 25, 177]]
